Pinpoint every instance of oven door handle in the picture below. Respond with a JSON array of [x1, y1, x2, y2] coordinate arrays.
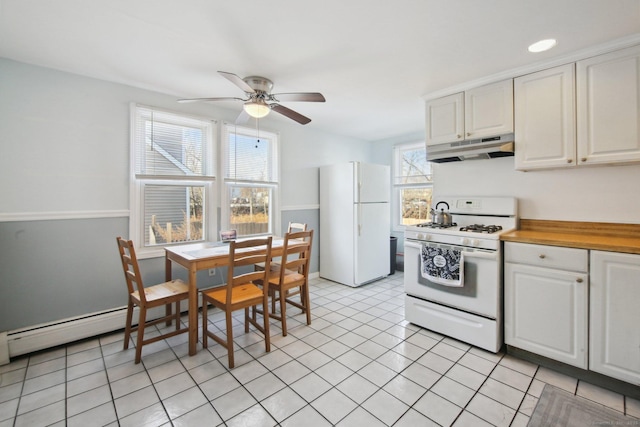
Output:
[[405, 240, 498, 260], [463, 251, 498, 260], [404, 241, 423, 250]]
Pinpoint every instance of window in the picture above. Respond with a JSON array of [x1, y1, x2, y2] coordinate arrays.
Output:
[[393, 142, 433, 229], [222, 123, 279, 237], [131, 105, 216, 257]]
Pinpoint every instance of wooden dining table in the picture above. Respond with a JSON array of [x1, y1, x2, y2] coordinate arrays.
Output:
[[165, 237, 301, 356]]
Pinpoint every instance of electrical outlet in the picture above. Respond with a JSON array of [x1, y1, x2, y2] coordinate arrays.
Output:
[[208, 268, 216, 276]]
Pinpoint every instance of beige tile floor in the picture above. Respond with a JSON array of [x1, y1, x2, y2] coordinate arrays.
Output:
[[1, 273, 639, 426]]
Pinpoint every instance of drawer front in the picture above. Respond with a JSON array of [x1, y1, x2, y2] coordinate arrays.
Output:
[[505, 242, 588, 272]]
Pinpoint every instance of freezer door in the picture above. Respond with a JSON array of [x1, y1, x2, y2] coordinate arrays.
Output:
[[355, 202, 390, 285], [354, 162, 390, 203]]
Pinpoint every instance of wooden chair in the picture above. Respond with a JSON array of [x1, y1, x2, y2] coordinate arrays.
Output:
[[261, 230, 313, 336], [201, 237, 273, 369], [116, 237, 189, 364], [255, 222, 307, 311]]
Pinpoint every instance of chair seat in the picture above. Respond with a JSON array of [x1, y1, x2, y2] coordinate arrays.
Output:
[[269, 272, 304, 287], [130, 280, 188, 305], [203, 283, 264, 306]]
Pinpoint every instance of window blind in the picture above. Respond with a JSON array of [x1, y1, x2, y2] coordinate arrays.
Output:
[[134, 106, 214, 177]]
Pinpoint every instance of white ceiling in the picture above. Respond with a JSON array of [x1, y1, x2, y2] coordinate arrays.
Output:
[[1, 0, 639, 142]]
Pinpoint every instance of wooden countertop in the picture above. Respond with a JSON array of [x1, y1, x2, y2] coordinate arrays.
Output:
[[501, 219, 640, 255]]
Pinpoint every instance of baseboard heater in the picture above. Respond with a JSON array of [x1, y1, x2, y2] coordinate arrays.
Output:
[[0, 303, 186, 366]]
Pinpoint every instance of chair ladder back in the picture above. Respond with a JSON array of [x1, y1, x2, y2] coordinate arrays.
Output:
[[226, 237, 273, 305], [279, 230, 313, 280], [117, 237, 147, 304], [288, 222, 308, 233]]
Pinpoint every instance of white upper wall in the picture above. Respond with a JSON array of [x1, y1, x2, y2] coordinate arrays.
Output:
[[432, 158, 640, 224], [0, 58, 373, 217]]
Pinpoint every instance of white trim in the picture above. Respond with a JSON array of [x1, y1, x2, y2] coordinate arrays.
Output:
[[0, 210, 129, 223], [0, 332, 8, 366], [423, 34, 640, 101], [280, 204, 320, 211]]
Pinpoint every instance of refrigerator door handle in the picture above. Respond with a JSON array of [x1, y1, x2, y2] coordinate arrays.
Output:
[[357, 204, 362, 236]]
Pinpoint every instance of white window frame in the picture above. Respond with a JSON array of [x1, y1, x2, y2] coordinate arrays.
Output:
[[392, 141, 433, 231], [129, 104, 217, 258], [221, 123, 280, 237]]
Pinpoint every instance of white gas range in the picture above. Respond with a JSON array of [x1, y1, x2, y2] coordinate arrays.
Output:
[[404, 196, 518, 353]]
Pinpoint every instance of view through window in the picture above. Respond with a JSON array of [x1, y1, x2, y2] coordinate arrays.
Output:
[[394, 142, 433, 226], [223, 124, 278, 236]]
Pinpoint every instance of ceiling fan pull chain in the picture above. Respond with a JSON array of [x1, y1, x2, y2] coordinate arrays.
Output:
[[256, 118, 260, 148]]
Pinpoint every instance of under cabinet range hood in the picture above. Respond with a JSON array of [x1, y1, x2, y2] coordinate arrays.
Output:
[[427, 133, 515, 163]]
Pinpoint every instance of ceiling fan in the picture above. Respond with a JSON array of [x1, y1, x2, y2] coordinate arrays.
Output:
[[178, 71, 325, 125]]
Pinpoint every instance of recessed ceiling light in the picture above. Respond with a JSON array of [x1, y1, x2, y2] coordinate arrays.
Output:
[[528, 39, 557, 53]]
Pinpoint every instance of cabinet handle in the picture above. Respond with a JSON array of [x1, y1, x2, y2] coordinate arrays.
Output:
[[576, 278, 583, 283], [466, 132, 471, 137], [457, 134, 462, 138], [567, 159, 573, 163], [581, 158, 587, 162], [539, 254, 546, 259]]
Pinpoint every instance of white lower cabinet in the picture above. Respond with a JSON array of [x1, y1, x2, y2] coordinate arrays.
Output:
[[590, 251, 640, 384], [504, 242, 588, 368]]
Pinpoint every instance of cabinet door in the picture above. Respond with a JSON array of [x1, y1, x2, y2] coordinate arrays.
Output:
[[504, 263, 588, 368], [425, 92, 464, 146], [514, 64, 576, 170], [590, 251, 640, 384], [577, 45, 640, 165], [465, 79, 514, 139]]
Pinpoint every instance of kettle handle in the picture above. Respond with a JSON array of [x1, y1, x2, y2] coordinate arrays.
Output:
[[435, 201, 450, 211]]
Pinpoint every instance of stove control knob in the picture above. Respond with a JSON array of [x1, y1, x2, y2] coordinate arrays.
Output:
[[461, 238, 469, 246], [471, 239, 480, 246], [417, 233, 425, 240]]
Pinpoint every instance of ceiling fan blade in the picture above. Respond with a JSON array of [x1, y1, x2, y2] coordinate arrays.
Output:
[[270, 103, 312, 125], [177, 97, 245, 103], [218, 71, 255, 93], [235, 110, 251, 124], [272, 92, 326, 102]]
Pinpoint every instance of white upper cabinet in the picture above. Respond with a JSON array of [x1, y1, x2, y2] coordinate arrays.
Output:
[[425, 79, 513, 146], [577, 44, 640, 165], [514, 44, 640, 170], [464, 79, 514, 139], [514, 64, 576, 170], [425, 92, 464, 145]]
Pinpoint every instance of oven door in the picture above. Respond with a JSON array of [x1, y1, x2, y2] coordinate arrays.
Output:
[[404, 240, 501, 319]]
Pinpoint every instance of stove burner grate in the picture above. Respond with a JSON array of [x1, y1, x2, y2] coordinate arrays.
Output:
[[416, 222, 458, 229], [459, 224, 503, 234]]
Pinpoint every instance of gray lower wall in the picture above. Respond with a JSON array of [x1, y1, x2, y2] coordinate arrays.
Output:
[[0, 218, 128, 331]]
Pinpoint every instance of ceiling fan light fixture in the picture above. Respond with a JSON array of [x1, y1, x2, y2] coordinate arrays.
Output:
[[243, 100, 270, 118], [528, 38, 557, 53]]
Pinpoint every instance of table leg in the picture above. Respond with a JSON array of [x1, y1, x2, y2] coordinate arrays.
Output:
[[164, 255, 173, 327], [188, 267, 198, 355]]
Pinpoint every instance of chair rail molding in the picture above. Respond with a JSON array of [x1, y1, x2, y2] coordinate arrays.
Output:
[[280, 204, 319, 211], [0, 210, 129, 222]]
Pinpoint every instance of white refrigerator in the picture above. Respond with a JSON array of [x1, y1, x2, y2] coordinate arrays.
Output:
[[320, 162, 390, 287]]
